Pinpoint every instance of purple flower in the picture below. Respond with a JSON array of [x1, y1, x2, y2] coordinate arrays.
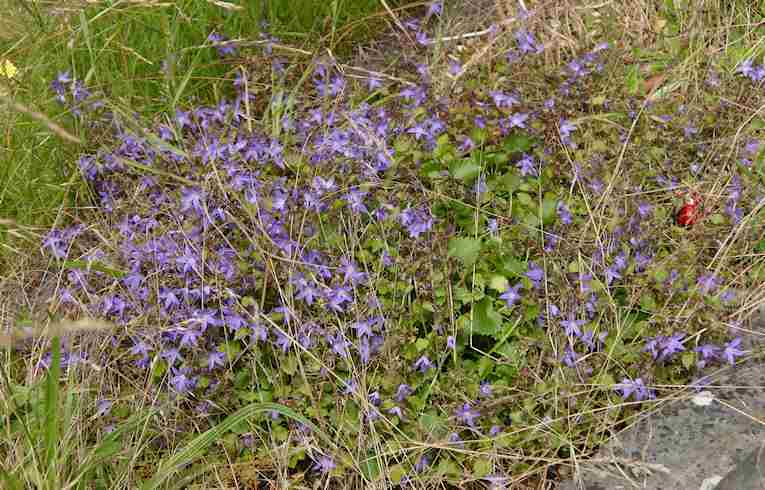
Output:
[[41, 226, 83, 259], [395, 383, 413, 402], [604, 265, 622, 286], [660, 333, 686, 362], [517, 153, 537, 176], [178, 327, 202, 348], [342, 378, 358, 396], [327, 332, 350, 358], [579, 330, 607, 352], [455, 402, 480, 427], [508, 112, 529, 129], [312, 454, 336, 474], [161, 347, 183, 366], [169, 368, 196, 394], [636, 201, 652, 218], [559, 119, 577, 144], [697, 273, 720, 294], [339, 257, 367, 285], [499, 283, 523, 307], [695, 343, 719, 368], [695, 343, 720, 360], [324, 284, 354, 312], [130, 339, 152, 358], [490, 91, 519, 109], [736, 58, 754, 78], [274, 330, 291, 353], [557, 202, 573, 224], [414, 454, 431, 472], [515, 29, 542, 54], [207, 31, 237, 57], [446, 335, 456, 349], [180, 187, 205, 215], [722, 337, 745, 365], [95, 399, 112, 418], [250, 323, 268, 344], [407, 122, 428, 141], [562, 345, 579, 367], [427, 0, 443, 16], [525, 262, 544, 287], [369, 391, 382, 406], [487, 218, 498, 235], [576, 273, 592, 294], [448, 59, 462, 76], [398, 206, 434, 239], [415, 30, 430, 46], [720, 289, 737, 304], [351, 319, 373, 338], [484, 473, 509, 490], [207, 350, 226, 371], [560, 314, 585, 338], [615, 377, 654, 401], [51, 71, 72, 101], [479, 381, 493, 398], [448, 432, 464, 448], [388, 406, 404, 419], [367, 77, 382, 90], [413, 355, 434, 373]]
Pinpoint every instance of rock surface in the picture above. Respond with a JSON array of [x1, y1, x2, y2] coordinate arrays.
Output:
[[558, 314, 765, 489]]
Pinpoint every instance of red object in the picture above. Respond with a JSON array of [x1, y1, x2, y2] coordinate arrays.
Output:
[[676, 192, 703, 226]]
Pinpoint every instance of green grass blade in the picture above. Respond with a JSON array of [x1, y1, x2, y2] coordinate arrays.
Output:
[[140, 402, 332, 490], [0, 469, 24, 490], [70, 408, 158, 487], [43, 336, 61, 488]]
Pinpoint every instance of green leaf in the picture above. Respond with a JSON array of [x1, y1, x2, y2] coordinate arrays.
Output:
[[420, 159, 443, 179], [478, 356, 495, 377], [473, 458, 493, 478], [516, 192, 533, 206], [419, 412, 448, 436], [470, 127, 488, 145], [360, 454, 381, 481], [626, 64, 642, 95], [503, 133, 533, 154], [389, 464, 406, 484], [449, 159, 481, 182], [448, 237, 482, 266], [488, 274, 509, 292], [436, 456, 461, 477], [681, 351, 696, 370], [497, 171, 521, 192], [709, 213, 726, 225], [755, 239, 765, 253], [541, 195, 558, 225], [653, 268, 668, 283], [470, 298, 502, 337], [639, 293, 657, 311], [501, 256, 525, 276], [415, 338, 429, 352]]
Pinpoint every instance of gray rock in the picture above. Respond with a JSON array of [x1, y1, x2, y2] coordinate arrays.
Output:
[[558, 320, 765, 490], [714, 442, 765, 490]]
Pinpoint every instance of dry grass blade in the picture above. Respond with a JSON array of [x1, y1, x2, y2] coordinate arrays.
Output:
[[0, 94, 82, 144], [0, 318, 115, 347]]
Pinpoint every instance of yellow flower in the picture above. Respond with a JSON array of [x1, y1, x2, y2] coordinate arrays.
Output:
[[0, 59, 18, 79]]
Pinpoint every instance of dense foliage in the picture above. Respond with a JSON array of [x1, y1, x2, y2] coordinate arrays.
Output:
[[15, 4, 765, 487]]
